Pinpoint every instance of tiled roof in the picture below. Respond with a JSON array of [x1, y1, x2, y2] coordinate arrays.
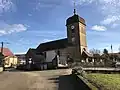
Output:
[[101, 53, 120, 58], [36, 38, 72, 52], [0, 48, 14, 56], [26, 48, 36, 55], [15, 54, 25, 57], [82, 50, 93, 57]]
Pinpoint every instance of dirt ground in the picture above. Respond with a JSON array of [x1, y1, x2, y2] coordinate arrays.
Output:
[[0, 69, 90, 90]]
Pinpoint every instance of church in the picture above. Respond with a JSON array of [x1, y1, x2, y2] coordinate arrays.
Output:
[[25, 8, 92, 70]]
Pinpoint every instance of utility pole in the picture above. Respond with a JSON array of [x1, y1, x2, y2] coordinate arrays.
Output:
[[111, 44, 115, 62], [1, 42, 3, 55], [111, 44, 113, 54], [0, 42, 9, 54]]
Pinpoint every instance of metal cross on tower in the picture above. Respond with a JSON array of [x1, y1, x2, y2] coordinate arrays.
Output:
[[73, 0, 76, 15]]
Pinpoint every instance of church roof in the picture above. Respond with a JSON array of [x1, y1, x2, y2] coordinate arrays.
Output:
[[66, 14, 86, 26], [36, 38, 72, 52]]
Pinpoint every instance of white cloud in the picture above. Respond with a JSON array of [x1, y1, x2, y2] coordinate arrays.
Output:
[[0, 23, 27, 36], [14, 52, 26, 54], [70, 0, 94, 6], [42, 39, 53, 43], [28, 13, 32, 16], [91, 25, 107, 31], [111, 23, 119, 28], [0, 0, 15, 14], [0, 30, 6, 34], [72, 0, 120, 26], [99, 0, 120, 14], [35, 0, 61, 10], [101, 15, 120, 25]]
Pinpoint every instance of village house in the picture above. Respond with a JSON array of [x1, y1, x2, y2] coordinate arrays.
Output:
[[26, 48, 45, 70], [15, 54, 26, 65], [0, 48, 18, 68]]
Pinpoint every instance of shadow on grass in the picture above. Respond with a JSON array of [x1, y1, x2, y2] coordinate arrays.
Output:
[[48, 74, 91, 90]]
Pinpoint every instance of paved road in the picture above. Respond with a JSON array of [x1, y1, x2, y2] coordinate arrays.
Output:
[[0, 69, 90, 90]]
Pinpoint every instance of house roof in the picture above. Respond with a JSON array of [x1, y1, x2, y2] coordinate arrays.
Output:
[[108, 53, 120, 55], [15, 54, 26, 57], [15, 54, 26, 58], [29, 48, 36, 53], [36, 38, 72, 52], [26, 48, 36, 55], [82, 49, 93, 57], [0, 48, 14, 57]]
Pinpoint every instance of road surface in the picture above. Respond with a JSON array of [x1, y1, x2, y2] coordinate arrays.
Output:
[[0, 69, 90, 90]]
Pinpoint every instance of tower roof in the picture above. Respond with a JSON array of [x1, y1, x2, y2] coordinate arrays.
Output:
[[66, 14, 86, 26]]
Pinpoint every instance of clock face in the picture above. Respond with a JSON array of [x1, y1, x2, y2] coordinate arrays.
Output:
[[71, 25, 75, 29]]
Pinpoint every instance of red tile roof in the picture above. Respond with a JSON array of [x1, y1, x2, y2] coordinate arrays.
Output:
[[0, 48, 14, 56]]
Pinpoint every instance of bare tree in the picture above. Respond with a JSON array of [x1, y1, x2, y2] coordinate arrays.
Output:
[[103, 49, 108, 55], [89, 48, 101, 55]]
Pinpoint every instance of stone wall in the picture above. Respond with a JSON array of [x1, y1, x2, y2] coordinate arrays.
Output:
[[72, 59, 106, 68]]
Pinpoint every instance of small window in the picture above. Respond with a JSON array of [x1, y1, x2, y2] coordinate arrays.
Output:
[[71, 29, 75, 33]]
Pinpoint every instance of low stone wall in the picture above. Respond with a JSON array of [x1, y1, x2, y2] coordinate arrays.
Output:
[[0, 67, 3, 72], [71, 74, 94, 90], [71, 61, 114, 68], [72, 68, 98, 90]]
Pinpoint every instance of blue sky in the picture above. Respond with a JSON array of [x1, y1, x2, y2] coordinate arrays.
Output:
[[0, 0, 120, 54]]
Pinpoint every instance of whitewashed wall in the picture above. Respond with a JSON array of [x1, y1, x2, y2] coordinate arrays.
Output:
[[45, 50, 56, 62], [4, 56, 18, 68], [59, 48, 67, 65], [45, 48, 68, 66]]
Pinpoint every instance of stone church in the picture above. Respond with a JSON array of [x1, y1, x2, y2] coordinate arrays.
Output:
[[26, 9, 92, 69]]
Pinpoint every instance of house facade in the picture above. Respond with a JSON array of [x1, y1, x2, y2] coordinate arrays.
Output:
[[15, 54, 26, 65], [26, 48, 45, 70], [0, 48, 18, 68]]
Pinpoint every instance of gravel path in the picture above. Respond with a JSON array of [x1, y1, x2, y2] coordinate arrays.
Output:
[[0, 69, 90, 90]]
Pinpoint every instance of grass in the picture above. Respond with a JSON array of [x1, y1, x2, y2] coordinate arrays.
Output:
[[85, 73, 120, 90], [78, 75, 98, 90]]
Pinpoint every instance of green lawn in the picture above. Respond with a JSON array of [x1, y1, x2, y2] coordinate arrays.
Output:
[[85, 73, 120, 90]]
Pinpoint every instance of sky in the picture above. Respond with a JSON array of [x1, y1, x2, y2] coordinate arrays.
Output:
[[0, 0, 120, 54]]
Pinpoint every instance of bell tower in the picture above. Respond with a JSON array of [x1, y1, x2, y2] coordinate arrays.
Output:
[[66, 2, 87, 60]]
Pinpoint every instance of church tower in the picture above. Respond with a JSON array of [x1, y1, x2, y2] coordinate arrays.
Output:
[[66, 4, 87, 60]]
